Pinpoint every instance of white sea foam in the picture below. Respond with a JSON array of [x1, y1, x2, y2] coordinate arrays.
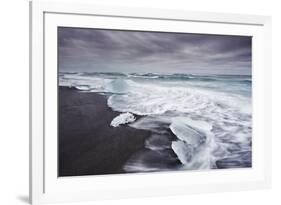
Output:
[[110, 112, 136, 127], [60, 72, 252, 171], [59, 73, 112, 92], [107, 79, 251, 117], [60, 72, 251, 116]]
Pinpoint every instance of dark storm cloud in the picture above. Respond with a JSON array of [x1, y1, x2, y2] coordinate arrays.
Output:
[[58, 27, 252, 75]]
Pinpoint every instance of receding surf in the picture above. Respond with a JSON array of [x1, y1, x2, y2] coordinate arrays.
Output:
[[59, 72, 252, 172]]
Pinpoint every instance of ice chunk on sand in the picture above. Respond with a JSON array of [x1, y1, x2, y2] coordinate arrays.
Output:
[[110, 112, 136, 127]]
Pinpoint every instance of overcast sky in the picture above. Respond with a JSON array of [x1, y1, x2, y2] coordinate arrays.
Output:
[[58, 27, 252, 75]]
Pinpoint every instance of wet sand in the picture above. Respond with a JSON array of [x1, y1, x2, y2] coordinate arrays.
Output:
[[58, 86, 151, 176]]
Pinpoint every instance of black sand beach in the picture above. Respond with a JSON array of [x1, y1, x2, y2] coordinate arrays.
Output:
[[58, 86, 151, 177]]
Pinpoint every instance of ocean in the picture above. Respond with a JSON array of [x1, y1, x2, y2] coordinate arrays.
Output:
[[59, 72, 252, 172]]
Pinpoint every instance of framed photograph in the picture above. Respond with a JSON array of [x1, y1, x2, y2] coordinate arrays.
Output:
[[30, 1, 272, 204]]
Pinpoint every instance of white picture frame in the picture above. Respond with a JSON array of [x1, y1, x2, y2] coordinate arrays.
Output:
[[30, 1, 272, 204]]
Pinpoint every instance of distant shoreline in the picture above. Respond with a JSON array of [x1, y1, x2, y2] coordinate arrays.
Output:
[[59, 71, 252, 77]]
